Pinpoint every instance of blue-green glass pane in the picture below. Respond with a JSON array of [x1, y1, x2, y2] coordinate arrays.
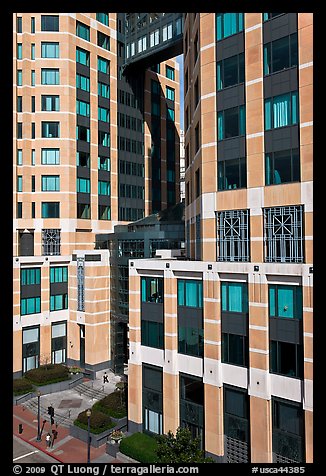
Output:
[[228, 283, 243, 312], [177, 280, 185, 306], [238, 13, 244, 31], [217, 62, 222, 90], [263, 13, 269, 21], [269, 287, 276, 316], [239, 105, 246, 135], [291, 91, 298, 125], [216, 14, 222, 41], [273, 93, 290, 128], [265, 99, 271, 130], [185, 281, 198, 307], [141, 278, 146, 302], [218, 111, 224, 140], [221, 283, 227, 311], [278, 287, 294, 318], [265, 154, 272, 185], [264, 44, 270, 75]]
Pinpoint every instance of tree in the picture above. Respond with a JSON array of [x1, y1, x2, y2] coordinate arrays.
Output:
[[155, 427, 214, 463], [115, 381, 127, 407]]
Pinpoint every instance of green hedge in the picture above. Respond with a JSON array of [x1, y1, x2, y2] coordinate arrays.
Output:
[[93, 391, 127, 419], [120, 433, 157, 463], [24, 364, 70, 385], [13, 378, 34, 396], [74, 410, 115, 434]]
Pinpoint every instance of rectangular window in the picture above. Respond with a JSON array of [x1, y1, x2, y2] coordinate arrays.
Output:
[[222, 333, 248, 367], [17, 16, 22, 33], [41, 202, 60, 218], [50, 294, 68, 311], [17, 149, 23, 165], [41, 15, 59, 31], [77, 177, 90, 193], [218, 105, 246, 140], [41, 95, 60, 111], [76, 73, 90, 92], [166, 66, 175, 80], [194, 79, 199, 107], [31, 122, 35, 139], [98, 31, 110, 50], [31, 43, 35, 60], [41, 148, 60, 165], [21, 297, 41, 315], [98, 106, 110, 122], [270, 341, 303, 378], [31, 17, 35, 33], [98, 56, 109, 74], [41, 68, 59, 85], [21, 268, 41, 286], [217, 209, 250, 261], [224, 386, 249, 462], [143, 365, 163, 435], [31, 70, 35, 86], [17, 176, 23, 192], [17, 96, 22, 112], [76, 21, 90, 41], [31, 202, 35, 218], [31, 175, 35, 192], [166, 86, 175, 102], [77, 125, 90, 143], [17, 122, 22, 139], [222, 282, 248, 313], [42, 229, 61, 255], [98, 205, 111, 220], [17, 43, 22, 59], [98, 81, 110, 98], [77, 203, 91, 219], [263, 13, 285, 21], [31, 96, 35, 112], [77, 151, 90, 168], [265, 92, 298, 130], [151, 80, 160, 95], [17, 202, 22, 218], [50, 266, 68, 283], [142, 321, 164, 349], [166, 107, 175, 122], [17, 70, 22, 86], [96, 13, 109, 26], [138, 35, 147, 52], [51, 322, 67, 364], [22, 326, 40, 373], [42, 122, 60, 138], [98, 180, 110, 196], [150, 29, 160, 47], [41, 175, 60, 191], [41, 42, 59, 58], [98, 156, 110, 171], [98, 130, 110, 147], [264, 205, 304, 263], [151, 64, 160, 73], [180, 375, 204, 449], [266, 149, 300, 185], [217, 53, 245, 90], [31, 149, 35, 165], [269, 285, 302, 320], [216, 13, 244, 41], [195, 124, 200, 152], [141, 277, 163, 303], [218, 157, 247, 190], [177, 280, 203, 308], [76, 47, 89, 66], [76, 99, 90, 117]]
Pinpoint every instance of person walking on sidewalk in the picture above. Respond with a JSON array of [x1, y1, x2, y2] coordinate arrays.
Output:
[[103, 371, 109, 384], [45, 433, 51, 449]]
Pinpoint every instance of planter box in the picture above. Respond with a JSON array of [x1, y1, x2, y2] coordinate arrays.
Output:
[[106, 440, 120, 457], [70, 418, 127, 448]]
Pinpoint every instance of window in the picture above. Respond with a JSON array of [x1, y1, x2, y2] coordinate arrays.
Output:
[[142, 321, 163, 349], [21, 268, 41, 285], [141, 277, 163, 303], [217, 209, 250, 261], [42, 122, 60, 138], [216, 13, 244, 41], [41, 15, 59, 31], [41, 42, 59, 58], [51, 322, 67, 364], [195, 124, 200, 152], [76, 99, 90, 117], [77, 152, 90, 167], [77, 177, 90, 193], [98, 156, 110, 171], [31, 70, 35, 86], [263, 13, 285, 21], [138, 35, 147, 52], [42, 229, 61, 255], [77, 203, 90, 219], [31, 96, 35, 112], [17, 43, 22, 59], [31, 149, 35, 165], [17, 202, 22, 218], [31, 43, 35, 60], [31, 123, 35, 139], [17, 176, 23, 192], [194, 79, 199, 107], [17, 96, 22, 112], [222, 334, 248, 367], [166, 66, 175, 80], [194, 32, 199, 64], [41, 175, 60, 191], [151, 80, 160, 95], [22, 326, 40, 373], [31, 175, 35, 192], [41, 202, 60, 218], [162, 23, 173, 41], [266, 149, 300, 185], [17, 70, 22, 86], [195, 169, 200, 197], [264, 205, 304, 263], [76, 47, 89, 66], [17, 149, 23, 165], [217, 53, 245, 90], [41, 148, 60, 165], [265, 92, 298, 130], [21, 297, 41, 315], [31, 17, 35, 33], [269, 285, 303, 320], [77, 125, 90, 143], [98, 180, 110, 196], [98, 31, 110, 50], [98, 205, 111, 220], [178, 280, 203, 308], [31, 202, 35, 218], [41, 68, 59, 85], [151, 64, 160, 73], [50, 294, 68, 311], [41, 95, 60, 111], [224, 386, 249, 462], [76, 73, 90, 91], [218, 105, 246, 140], [17, 16, 22, 33], [264, 34, 298, 76], [180, 375, 204, 449], [98, 106, 109, 122], [272, 398, 305, 463], [150, 29, 160, 47], [222, 282, 248, 313], [167, 107, 175, 122], [98, 81, 110, 98], [143, 365, 163, 435], [17, 122, 22, 139], [176, 17, 182, 36], [98, 56, 110, 74], [270, 341, 303, 378], [98, 130, 110, 147], [76, 21, 90, 41], [218, 157, 247, 190], [166, 86, 175, 101], [96, 13, 109, 26]]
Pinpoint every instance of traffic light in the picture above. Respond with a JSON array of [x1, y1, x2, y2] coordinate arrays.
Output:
[[18, 423, 23, 434], [47, 406, 54, 417]]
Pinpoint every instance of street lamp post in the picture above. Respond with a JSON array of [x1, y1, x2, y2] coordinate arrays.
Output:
[[86, 409, 91, 463], [36, 391, 42, 441]]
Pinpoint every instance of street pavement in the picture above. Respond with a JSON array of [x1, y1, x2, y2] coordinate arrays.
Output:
[[13, 370, 131, 464]]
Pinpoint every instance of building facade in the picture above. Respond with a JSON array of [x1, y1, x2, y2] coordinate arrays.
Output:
[[13, 12, 180, 378], [127, 13, 313, 463]]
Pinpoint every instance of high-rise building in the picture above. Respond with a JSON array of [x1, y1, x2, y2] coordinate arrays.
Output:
[[13, 13, 180, 378], [127, 13, 313, 463]]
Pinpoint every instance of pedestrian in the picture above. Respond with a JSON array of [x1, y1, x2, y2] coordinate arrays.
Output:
[[45, 433, 51, 449], [103, 371, 109, 384]]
